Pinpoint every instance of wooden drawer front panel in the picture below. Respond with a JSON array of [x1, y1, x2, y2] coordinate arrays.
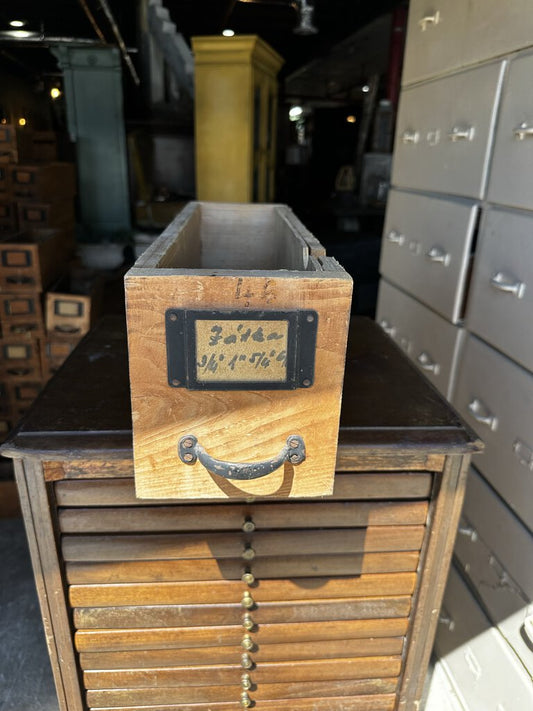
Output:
[[392, 62, 504, 198], [452, 335, 533, 531], [57, 472, 431, 709], [0, 338, 42, 379], [380, 190, 477, 323], [435, 566, 533, 710], [465, 207, 533, 372], [9, 162, 76, 201], [0, 292, 42, 322], [376, 280, 464, 399], [17, 200, 75, 231]]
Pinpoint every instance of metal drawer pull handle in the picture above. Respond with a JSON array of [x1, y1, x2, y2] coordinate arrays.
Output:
[[242, 545, 256, 562], [458, 524, 478, 542], [512, 439, 533, 471], [242, 591, 255, 609], [490, 271, 526, 299], [438, 612, 455, 632], [379, 320, 397, 338], [419, 10, 440, 31], [387, 229, 405, 246], [448, 126, 475, 142], [513, 122, 533, 140], [242, 518, 256, 533], [241, 653, 253, 669], [468, 398, 498, 431], [243, 613, 255, 631], [522, 614, 533, 645], [417, 351, 440, 375], [178, 434, 305, 480], [241, 691, 252, 708], [426, 245, 451, 266], [241, 673, 252, 691], [402, 129, 420, 144], [242, 571, 255, 586]]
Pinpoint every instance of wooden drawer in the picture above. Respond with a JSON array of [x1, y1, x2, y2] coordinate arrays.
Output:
[[452, 335, 533, 531], [125, 202, 352, 499], [392, 62, 504, 198], [0, 337, 42, 379], [0, 199, 17, 234], [465, 206, 533, 372], [0, 291, 43, 322], [9, 162, 76, 201], [435, 565, 533, 711], [376, 280, 464, 399], [0, 228, 73, 292], [380, 190, 477, 323], [6, 380, 43, 407], [17, 199, 75, 231], [46, 272, 103, 337]]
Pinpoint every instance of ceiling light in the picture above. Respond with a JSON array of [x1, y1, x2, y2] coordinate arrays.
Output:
[[346, 115, 356, 124], [18, 118, 27, 127], [222, 29, 235, 37], [289, 105, 304, 121], [2, 29, 38, 38], [362, 85, 370, 93], [9, 20, 26, 28], [50, 87, 61, 100], [294, 0, 318, 36]]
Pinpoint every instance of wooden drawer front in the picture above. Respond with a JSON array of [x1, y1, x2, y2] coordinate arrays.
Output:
[[435, 566, 533, 711], [6, 380, 42, 405], [488, 51, 533, 210], [392, 62, 504, 198], [17, 200, 75, 230], [376, 280, 464, 399], [9, 163, 76, 201], [0, 292, 42, 322], [465, 207, 533, 372], [452, 335, 533, 531], [0, 200, 17, 233], [0, 245, 38, 289], [57, 473, 431, 709], [0, 338, 41, 379], [380, 190, 477, 323], [46, 293, 92, 336]]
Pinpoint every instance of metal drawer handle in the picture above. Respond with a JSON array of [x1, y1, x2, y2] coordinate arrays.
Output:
[[418, 10, 441, 31], [490, 271, 526, 299], [448, 126, 475, 142], [379, 320, 397, 338], [513, 122, 533, 140], [387, 229, 405, 246], [512, 438, 533, 471], [178, 434, 305, 480], [522, 614, 533, 646], [417, 351, 440, 375], [468, 398, 498, 431], [438, 611, 455, 632], [402, 129, 420, 144], [458, 524, 478, 542], [426, 245, 451, 266]]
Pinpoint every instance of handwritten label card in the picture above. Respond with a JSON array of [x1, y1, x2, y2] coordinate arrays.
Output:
[[195, 319, 289, 383]]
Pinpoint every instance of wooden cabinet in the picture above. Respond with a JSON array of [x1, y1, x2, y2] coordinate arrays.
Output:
[[193, 36, 283, 203], [1, 317, 479, 711]]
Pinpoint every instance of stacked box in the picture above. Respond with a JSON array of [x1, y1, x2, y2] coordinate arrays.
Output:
[[45, 269, 103, 338]]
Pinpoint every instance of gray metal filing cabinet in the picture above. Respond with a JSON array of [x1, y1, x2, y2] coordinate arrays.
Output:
[[377, 1, 533, 706]]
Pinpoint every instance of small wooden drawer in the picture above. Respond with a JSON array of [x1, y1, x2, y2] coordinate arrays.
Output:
[[0, 337, 41, 379], [465, 206, 533, 372], [0, 200, 17, 234], [0, 291, 43, 322], [6, 379, 43, 406], [17, 199, 75, 231], [46, 272, 103, 337], [9, 162, 76, 201], [0, 228, 74, 292], [125, 202, 353, 499], [452, 334, 533, 531]]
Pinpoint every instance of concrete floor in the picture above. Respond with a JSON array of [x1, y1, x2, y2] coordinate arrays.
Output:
[[0, 517, 58, 711]]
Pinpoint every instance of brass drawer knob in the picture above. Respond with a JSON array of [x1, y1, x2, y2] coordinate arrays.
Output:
[[241, 571, 255, 585], [241, 652, 253, 669], [241, 634, 254, 651], [241, 673, 252, 690], [242, 518, 256, 533], [241, 691, 252, 708], [241, 591, 255, 609], [243, 613, 255, 631], [242, 545, 256, 561]]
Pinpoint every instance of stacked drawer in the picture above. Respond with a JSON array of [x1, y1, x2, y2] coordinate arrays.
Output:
[[56, 470, 432, 710], [381, 1, 533, 705]]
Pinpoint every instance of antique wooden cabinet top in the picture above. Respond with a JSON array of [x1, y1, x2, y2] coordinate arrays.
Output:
[[1, 316, 480, 465]]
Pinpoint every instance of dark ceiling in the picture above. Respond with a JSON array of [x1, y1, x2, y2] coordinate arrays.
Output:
[[0, 0, 402, 81]]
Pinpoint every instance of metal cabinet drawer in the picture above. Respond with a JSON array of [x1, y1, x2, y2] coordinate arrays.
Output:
[[466, 207, 533, 372], [380, 190, 477, 323], [488, 52, 533, 209], [435, 565, 533, 711], [376, 280, 465, 399], [393, 62, 504, 198], [455, 468, 533, 678], [452, 335, 533, 531]]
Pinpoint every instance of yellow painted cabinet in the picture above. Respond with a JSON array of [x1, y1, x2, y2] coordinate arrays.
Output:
[[193, 35, 283, 203]]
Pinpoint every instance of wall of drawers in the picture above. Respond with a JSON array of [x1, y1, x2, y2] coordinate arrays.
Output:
[[376, 1, 533, 706]]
